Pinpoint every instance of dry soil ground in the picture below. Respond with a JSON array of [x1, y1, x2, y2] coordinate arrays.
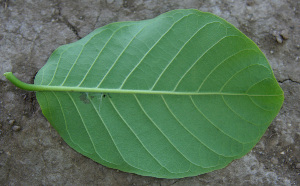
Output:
[[0, 0, 299, 185]]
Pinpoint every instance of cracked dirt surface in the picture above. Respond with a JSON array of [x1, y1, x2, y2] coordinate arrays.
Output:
[[0, 0, 299, 185]]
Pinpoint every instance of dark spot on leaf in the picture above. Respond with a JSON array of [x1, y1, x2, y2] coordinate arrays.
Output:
[[79, 93, 90, 104], [102, 93, 111, 98]]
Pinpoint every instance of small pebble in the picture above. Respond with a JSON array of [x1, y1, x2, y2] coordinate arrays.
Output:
[[280, 151, 285, 155], [272, 30, 283, 43], [276, 36, 283, 44], [8, 120, 15, 125], [12, 125, 21, 132], [296, 163, 300, 169], [280, 29, 289, 40], [270, 50, 274, 54]]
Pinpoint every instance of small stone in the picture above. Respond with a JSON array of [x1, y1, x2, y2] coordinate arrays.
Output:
[[276, 36, 283, 44], [280, 29, 289, 40], [270, 50, 274, 54], [8, 120, 15, 125], [272, 30, 283, 43], [296, 163, 300, 169], [280, 151, 285, 155], [12, 125, 21, 132], [271, 157, 278, 164]]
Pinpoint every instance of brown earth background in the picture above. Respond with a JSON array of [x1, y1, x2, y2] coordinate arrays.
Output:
[[0, 0, 299, 185]]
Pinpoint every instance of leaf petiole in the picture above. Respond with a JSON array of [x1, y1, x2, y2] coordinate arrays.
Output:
[[4, 72, 38, 91]]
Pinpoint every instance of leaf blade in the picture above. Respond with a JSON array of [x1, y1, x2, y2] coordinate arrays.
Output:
[[32, 9, 284, 178]]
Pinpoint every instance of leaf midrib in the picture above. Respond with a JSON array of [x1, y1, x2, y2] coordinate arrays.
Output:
[[26, 85, 284, 96], [4, 72, 282, 96]]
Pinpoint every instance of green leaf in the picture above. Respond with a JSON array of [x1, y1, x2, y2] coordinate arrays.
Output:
[[4, 9, 284, 178]]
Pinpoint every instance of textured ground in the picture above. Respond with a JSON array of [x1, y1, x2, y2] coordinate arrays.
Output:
[[0, 0, 299, 185]]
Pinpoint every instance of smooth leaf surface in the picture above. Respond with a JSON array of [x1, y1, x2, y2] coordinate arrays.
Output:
[[30, 9, 283, 178]]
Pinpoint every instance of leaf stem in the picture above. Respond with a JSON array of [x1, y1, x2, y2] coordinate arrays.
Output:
[[3, 72, 282, 96], [4, 72, 39, 91]]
